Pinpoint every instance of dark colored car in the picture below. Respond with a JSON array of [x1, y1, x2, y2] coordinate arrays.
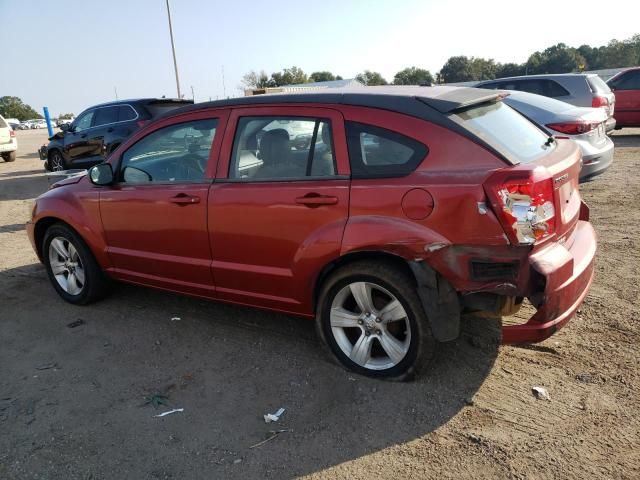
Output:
[[42, 98, 193, 171], [607, 67, 640, 129], [27, 87, 596, 380]]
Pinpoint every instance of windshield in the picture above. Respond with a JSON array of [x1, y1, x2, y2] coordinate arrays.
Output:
[[454, 101, 551, 164]]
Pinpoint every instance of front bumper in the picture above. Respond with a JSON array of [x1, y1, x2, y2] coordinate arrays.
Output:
[[502, 220, 596, 344]]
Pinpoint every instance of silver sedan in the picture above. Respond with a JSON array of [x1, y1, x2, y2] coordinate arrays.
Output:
[[502, 91, 614, 181]]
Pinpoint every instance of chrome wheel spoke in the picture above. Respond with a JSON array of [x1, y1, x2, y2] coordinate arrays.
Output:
[[67, 243, 78, 262], [350, 333, 373, 366], [330, 308, 361, 328], [378, 332, 407, 365], [66, 272, 81, 295], [74, 266, 86, 285], [50, 238, 68, 259], [350, 282, 375, 314], [379, 299, 406, 323], [50, 261, 66, 275]]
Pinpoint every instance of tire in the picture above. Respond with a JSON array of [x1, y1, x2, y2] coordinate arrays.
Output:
[[43, 224, 110, 305], [2, 151, 16, 162], [316, 261, 436, 381], [48, 150, 66, 171]]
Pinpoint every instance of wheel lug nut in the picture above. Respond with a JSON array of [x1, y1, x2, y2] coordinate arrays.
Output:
[[376, 330, 381, 335], [358, 320, 363, 325], [365, 331, 370, 336], [375, 318, 381, 323]]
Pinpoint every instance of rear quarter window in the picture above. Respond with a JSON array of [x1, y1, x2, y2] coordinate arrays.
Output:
[[345, 122, 428, 178], [587, 75, 612, 94], [0, 116, 7, 128], [454, 101, 551, 164]]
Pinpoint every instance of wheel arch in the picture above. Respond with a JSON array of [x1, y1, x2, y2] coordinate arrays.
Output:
[[313, 250, 461, 343]]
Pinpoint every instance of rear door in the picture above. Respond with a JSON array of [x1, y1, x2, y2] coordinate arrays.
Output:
[[610, 70, 640, 126], [99, 110, 228, 297], [208, 106, 350, 314]]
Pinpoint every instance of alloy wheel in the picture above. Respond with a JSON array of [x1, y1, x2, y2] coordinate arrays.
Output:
[[48, 237, 85, 295], [51, 153, 64, 171], [330, 281, 411, 370]]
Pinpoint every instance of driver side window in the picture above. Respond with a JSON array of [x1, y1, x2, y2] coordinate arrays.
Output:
[[119, 119, 218, 184], [74, 110, 95, 132]]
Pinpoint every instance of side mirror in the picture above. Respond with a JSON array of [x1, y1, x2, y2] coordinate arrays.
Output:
[[60, 123, 71, 132], [89, 163, 114, 185]]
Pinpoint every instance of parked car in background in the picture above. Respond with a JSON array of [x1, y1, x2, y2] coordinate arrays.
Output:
[[4, 118, 21, 129], [33, 119, 48, 129], [501, 91, 613, 181], [56, 117, 75, 127], [17, 121, 31, 130], [476, 74, 616, 132], [606, 67, 640, 129], [27, 87, 596, 380], [0, 114, 18, 162], [42, 98, 193, 171]]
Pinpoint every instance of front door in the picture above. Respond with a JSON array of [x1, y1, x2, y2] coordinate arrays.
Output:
[[611, 70, 640, 126], [64, 109, 97, 162], [209, 107, 350, 314], [99, 112, 227, 297]]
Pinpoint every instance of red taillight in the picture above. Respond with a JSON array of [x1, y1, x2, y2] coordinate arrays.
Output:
[[136, 120, 148, 129], [9, 129, 16, 137], [486, 176, 556, 245], [546, 121, 599, 135], [592, 96, 609, 108]]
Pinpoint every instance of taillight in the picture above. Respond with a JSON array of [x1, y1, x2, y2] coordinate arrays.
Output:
[[546, 121, 599, 135], [9, 129, 16, 137], [591, 96, 609, 108], [486, 176, 556, 245]]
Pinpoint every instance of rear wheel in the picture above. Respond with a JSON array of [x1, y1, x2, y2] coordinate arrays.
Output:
[[2, 151, 16, 162], [316, 261, 436, 381], [43, 224, 110, 304], [49, 150, 65, 171]]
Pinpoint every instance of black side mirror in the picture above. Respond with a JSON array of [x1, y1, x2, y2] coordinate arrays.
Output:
[[60, 123, 71, 132], [89, 163, 114, 185]]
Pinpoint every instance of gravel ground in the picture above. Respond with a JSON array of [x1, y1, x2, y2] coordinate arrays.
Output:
[[0, 128, 638, 479]]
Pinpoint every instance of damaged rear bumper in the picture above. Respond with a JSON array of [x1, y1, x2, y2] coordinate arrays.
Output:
[[502, 220, 596, 344]]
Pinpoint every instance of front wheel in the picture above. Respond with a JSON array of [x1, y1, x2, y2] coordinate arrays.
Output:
[[316, 261, 436, 381], [49, 150, 66, 171], [43, 224, 110, 304]]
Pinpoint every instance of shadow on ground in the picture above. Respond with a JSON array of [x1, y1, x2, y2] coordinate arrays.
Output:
[[0, 263, 500, 479], [610, 132, 640, 147], [0, 170, 49, 201]]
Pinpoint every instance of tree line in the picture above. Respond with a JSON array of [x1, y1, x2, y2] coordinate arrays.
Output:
[[0, 96, 43, 121], [242, 34, 640, 88]]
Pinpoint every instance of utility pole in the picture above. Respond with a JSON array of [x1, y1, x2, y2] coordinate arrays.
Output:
[[165, 0, 182, 98], [114, 86, 119, 100], [191, 85, 195, 102], [222, 66, 226, 98]]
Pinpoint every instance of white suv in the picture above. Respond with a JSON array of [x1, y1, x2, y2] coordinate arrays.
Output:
[[0, 114, 18, 162]]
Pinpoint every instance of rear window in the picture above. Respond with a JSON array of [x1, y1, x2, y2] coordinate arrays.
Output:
[[454, 101, 551, 164], [0, 116, 7, 128], [144, 102, 192, 118], [587, 76, 611, 94]]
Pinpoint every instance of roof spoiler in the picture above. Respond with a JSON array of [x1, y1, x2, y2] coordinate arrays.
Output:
[[415, 90, 505, 114]]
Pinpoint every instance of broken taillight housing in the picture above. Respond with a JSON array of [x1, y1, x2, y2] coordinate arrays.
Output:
[[487, 177, 556, 245]]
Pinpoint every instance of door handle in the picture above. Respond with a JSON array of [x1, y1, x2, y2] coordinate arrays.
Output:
[[170, 194, 200, 205], [295, 194, 338, 207], [107, 127, 114, 133]]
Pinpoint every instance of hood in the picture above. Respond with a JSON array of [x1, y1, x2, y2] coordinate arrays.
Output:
[[48, 170, 87, 189]]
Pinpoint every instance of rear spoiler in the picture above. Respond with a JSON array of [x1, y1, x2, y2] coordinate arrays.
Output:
[[415, 90, 505, 114]]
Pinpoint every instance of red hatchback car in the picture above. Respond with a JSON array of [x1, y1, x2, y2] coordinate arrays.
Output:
[[27, 87, 596, 380], [607, 67, 640, 128]]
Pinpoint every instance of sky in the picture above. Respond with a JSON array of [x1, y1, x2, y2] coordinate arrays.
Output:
[[1, 0, 639, 116]]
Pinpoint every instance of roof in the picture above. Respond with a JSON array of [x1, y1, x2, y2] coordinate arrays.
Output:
[[477, 73, 598, 84], [170, 86, 503, 117], [286, 78, 364, 89], [86, 98, 193, 109]]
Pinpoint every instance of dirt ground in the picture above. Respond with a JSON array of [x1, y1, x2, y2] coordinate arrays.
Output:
[[1, 128, 638, 480]]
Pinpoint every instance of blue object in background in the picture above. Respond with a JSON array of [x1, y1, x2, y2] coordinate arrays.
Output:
[[43, 107, 54, 138]]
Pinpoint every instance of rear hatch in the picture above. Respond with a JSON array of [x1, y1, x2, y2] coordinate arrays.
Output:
[[0, 117, 11, 144], [452, 100, 582, 247], [587, 75, 615, 117]]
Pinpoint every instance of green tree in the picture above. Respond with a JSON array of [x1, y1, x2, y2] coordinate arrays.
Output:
[[240, 70, 270, 90], [309, 71, 339, 82], [439, 56, 475, 82], [0, 96, 42, 121], [58, 113, 75, 120], [269, 66, 308, 86], [525, 43, 586, 74], [393, 66, 433, 85], [495, 62, 525, 78], [355, 70, 388, 86]]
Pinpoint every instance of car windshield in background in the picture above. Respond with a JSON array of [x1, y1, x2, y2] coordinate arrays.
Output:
[[587, 75, 611, 94], [455, 101, 551, 163]]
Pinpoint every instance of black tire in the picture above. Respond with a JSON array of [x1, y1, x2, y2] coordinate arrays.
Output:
[[2, 151, 16, 162], [43, 223, 110, 305], [48, 150, 66, 171], [316, 261, 437, 381]]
